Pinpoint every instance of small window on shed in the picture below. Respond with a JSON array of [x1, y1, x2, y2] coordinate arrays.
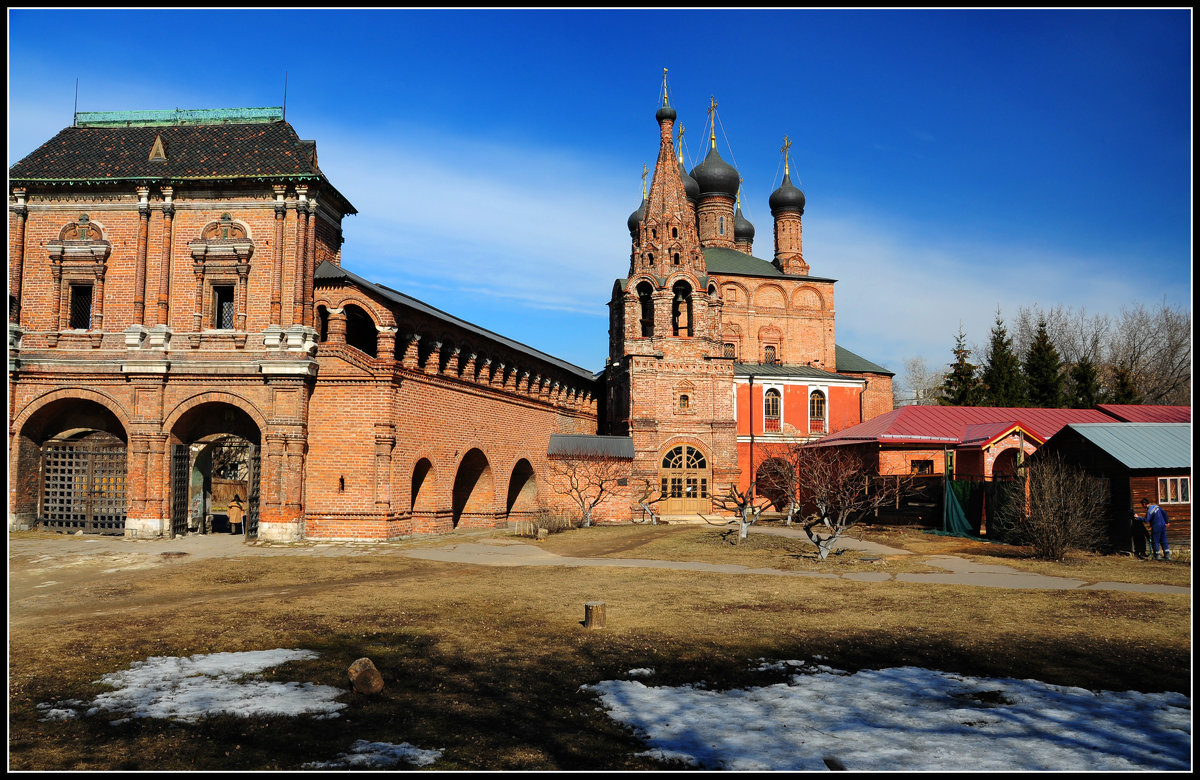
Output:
[[910, 460, 934, 475]]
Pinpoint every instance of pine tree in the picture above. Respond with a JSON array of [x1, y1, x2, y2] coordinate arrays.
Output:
[[1067, 356, 1103, 408], [980, 312, 1025, 407], [1023, 317, 1063, 407], [1108, 363, 1143, 404], [939, 327, 983, 406]]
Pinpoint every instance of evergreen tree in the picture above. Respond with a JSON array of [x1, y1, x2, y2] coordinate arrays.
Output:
[[1067, 356, 1103, 409], [1108, 363, 1143, 404], [939, 327, 983, 406], [1023, 317, 1063, 407], [980, 312, 1025, 407]]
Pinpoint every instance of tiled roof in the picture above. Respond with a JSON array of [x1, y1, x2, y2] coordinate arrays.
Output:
[[314, 261, 595, 381], [704, 247, 836, 283], [1057, 423, 1191, 470], [10, 120, 356, 214], [1095, 404, 1191, 423], [816, 405, 1116, 446], [834, 344, 894, 376]]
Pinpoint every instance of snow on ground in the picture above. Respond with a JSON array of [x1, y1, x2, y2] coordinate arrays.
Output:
[[585, 660, 1191, 771], [302, 739, 443, 769]]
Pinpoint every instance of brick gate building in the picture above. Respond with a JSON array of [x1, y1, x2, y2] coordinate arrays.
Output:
[[8, 108, 598, 541]]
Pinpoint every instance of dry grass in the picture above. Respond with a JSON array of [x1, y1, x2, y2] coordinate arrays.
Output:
[[8, 525, 1192, 771]]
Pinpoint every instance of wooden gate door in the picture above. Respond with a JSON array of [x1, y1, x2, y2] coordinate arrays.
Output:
[[659, 445, 710, 515], [170, 444, 191, 537], [40, 438, 127, 534]]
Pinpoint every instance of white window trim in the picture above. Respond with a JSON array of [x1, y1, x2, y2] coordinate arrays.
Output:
[[1158, 476, 1190, 504]]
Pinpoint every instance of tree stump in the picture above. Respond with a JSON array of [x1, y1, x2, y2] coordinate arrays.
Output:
[[348, 657, 384, 694], [584, 601, 606, 629]]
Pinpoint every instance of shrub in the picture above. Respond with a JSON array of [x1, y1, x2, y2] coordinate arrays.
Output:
[[992, 453, 1107, 561]]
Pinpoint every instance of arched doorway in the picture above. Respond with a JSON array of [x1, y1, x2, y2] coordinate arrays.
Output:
[[992, 448, 1022, 480], [659, 444, 709, 515], [451, 448, 494, 528], [17, 397, 129, 534], [168, 401, 261, 539], [506, 459, 537, 520]]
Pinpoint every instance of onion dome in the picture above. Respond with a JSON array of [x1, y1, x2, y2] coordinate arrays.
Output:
[[678, 157, 700, 203], [734, 206, 755, 241], [769, 171, 806, 215], [656, 103, 677, 123], [689, 147, 739, 199], [627, 198, 646, 238]]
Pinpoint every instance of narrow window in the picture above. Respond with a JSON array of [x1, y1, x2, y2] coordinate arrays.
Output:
[[671, 227, 678, 238], [723, 342, 736, 359], [763, 345, 776, 364], [764, 389, 781, 432], [678, 394, 690, 412], [68, 284, 93, 329], [673, 252, 680, 265], [212, 284, 235, 329], [809, 391, 827, 434], [719, 215, 725, 235]]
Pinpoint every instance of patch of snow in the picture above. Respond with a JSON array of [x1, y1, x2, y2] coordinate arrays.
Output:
[[583, 663, 1190, 771], [303, 739, 443, 768], [626, 668, 655, 677]]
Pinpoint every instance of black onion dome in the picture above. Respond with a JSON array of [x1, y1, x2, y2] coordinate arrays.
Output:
[[678, 160, 699, 203], [734, 206, 755, 241], [769, 171, 806, 215], [656, 104, 677, 123], [627, 198, 646, 237], [689, 147, 739, 199]]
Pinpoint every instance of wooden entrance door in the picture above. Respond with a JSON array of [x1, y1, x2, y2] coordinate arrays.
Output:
[[660, 445, 710, 515]]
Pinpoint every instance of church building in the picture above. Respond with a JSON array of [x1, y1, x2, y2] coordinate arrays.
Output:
[[604, 88, 893, 517]]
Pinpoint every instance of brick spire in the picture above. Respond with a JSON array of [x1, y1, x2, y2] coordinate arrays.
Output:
[[633, 75, 705, 278]]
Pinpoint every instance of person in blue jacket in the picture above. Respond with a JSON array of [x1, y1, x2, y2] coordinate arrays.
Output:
[[1140, 498, 1170, 561]]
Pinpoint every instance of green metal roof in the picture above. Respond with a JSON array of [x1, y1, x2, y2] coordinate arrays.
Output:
[[704, 246, 836, 283], [733, 362, 845, 381], [547, 434, 635, 459], [75, 107, 284, 127], [1061, 423, 1191, 470], [835, 345, 894, 376]]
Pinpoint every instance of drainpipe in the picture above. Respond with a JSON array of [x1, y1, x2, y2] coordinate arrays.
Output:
[[748, 374, 755, 500]]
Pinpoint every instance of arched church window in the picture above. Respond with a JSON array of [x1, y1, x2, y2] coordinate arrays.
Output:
[[763, 345, 776, 364], [673, 252, 680, 265], [679, 394, 690, 412], [637, 282, 655, 337], [764, 389, 781, 432], [344, 304, 378, 357], [671, 281, 693, 337], [809, 391, 827, 434], [672, 227, 678, 238], [723, 342, 736, 359]]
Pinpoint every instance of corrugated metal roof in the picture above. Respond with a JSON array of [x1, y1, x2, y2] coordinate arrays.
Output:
[[733, 362, 844, 380], [1061, 423, 1191, 470], [1095, 404, 1191, 423], [834, 345, 894, 376], [704, 247, 836, 282], [960, 422, 1044, 448], [547, 434, 635, 459], [817, 405, 1115, 446], [314, 261, 596, 381]]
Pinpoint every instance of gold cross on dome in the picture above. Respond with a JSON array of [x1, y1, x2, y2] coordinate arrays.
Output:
[[642, 164, 648, 198], [708, 96, 718, 146], [781, 136, 792, 173]]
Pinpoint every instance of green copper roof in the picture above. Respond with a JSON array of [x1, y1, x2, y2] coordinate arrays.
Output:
[[703, 246, 836, 283], [835, 345, 894, 376], [75, 107, 284, 127]]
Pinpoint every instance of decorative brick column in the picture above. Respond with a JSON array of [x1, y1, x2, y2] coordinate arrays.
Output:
[[9, 188, 27, 323], [134, 187, 151, 324], [156, 188, 175, 327]]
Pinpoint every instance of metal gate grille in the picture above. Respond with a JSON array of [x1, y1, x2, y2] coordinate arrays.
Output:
[[171, 444, 191, 537], [246, 444, 260, 538], [40, 440, 127, 534]]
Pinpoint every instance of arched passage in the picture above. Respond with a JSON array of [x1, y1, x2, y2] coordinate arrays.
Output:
[[452, 448, 494, 528], [992, 448, 1022, 480], [14, 397, 129, 534], [168, 401, 262, 539], [506, 459, 538, 519]]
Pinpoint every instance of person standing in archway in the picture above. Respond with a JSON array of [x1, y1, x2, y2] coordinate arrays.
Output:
[[227, 494, 246, 536]]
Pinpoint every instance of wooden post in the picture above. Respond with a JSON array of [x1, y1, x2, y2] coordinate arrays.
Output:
[[584, 601, 606, 629]]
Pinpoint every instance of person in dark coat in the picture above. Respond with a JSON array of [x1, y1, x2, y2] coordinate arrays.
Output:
[[1128, 506, 1149, 559]]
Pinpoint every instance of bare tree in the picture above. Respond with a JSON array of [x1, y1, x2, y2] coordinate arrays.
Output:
[[792, 445, 914, 560], [632, 478, 664, 525], [756, 447, 803, 526], [897, 356, 943, 406], [990, 452, 1108, 561], [709, 484, 773, 543], [546, 452, 629, 528], [1107, 301, 1191, 405]]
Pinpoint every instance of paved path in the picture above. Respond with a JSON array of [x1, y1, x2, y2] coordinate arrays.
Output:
[[8, 528, 1189, 595]]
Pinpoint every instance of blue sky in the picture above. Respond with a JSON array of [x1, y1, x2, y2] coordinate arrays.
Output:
[[8, 9, 1192, 377]]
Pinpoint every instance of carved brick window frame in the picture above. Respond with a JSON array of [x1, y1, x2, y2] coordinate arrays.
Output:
[[188, 214, 254, 332], [46, 214, 111, 335], [674, 381, 697, 416]]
